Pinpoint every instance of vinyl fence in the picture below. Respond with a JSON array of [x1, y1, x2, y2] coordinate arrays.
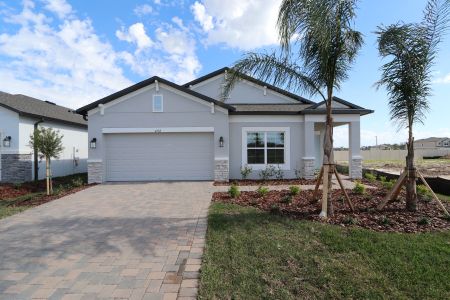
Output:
[[335, 148, 450, 161]]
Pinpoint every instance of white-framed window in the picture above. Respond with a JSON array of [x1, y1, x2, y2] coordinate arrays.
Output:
[[153, 95, 163, 112], [242, 127, 290, 170]]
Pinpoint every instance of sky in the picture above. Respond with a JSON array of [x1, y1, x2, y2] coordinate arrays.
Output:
[[0, 0, 449, 147]]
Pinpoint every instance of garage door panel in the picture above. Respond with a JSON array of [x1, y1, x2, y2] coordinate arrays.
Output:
[[105, 133, 214, 181]]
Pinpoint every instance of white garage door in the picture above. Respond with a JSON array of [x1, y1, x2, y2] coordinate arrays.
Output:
[[105, 132, 214, 181]]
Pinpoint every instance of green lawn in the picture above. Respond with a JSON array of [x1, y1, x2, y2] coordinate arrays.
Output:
[[0, 205, 31, 219], [200, 203, 450, 299]]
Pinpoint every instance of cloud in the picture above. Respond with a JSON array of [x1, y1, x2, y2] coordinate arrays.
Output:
[[434, 73, 450, 84], [116, 23, 154, 52], [133, 4, 153, 17], [0, 1, 133, 107], [190, 0, 281, 50], [42, 0, 72, 19]]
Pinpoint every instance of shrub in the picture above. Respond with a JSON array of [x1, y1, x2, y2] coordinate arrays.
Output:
[[378, 216, 392, 226], [256, 186, 269, 197], [289, 185, 300, 195], [343, 216, 358, 225], [240, 165, 252, 180], [71, 177, 84, 188], [364, 172, 376, 182], [274, 166, 284, 180], [13, 183, 22, 190], [281, 195, 292, 204], [353, 181, 365, 195], [418, 217, 430, 225], [417, 185, 432, 202], [379, 176, 387, 183], [270, 204, 280, 214], [228, 184, 240, 198], [259, 165, 276, 180], [382, 180, 395, 190]]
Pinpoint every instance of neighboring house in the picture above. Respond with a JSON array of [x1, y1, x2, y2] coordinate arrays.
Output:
[[0, 92, 88, 183], [76, 67, 373, 183], [414, 137, 450, 149]]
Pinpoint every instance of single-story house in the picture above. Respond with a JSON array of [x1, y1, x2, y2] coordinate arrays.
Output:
[[0, 92, 88, 183], [76, 67, 373, 183]]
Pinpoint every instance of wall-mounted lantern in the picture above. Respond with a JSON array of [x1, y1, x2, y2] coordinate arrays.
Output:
[[90, 138, 97, 149], [219, 136, 224, 148], [3, 136, 11, 147]]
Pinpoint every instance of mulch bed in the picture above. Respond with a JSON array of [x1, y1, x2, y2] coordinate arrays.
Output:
[[212, 185, 450, 233], [214, 178, 317, 186]]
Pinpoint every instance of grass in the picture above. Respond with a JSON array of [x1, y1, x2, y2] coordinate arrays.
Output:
[[199, 203, 450, 299], [0, 205, 31, 219], [437, 193, 450, 203]]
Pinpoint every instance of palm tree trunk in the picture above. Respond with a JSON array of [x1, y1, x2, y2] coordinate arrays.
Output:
[[323, 90, 334, 217], [405, 124, 417, 211]]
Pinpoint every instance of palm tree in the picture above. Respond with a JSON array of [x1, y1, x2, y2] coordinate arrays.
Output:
[[376, 0, 450, 211], [223, 0, 363, 217]]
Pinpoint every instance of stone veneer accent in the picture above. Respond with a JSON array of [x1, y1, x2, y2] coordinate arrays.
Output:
[[88, 160, 103, 184], [214, 159, 229, 182], [350, 157, 362, 179], [1, 154, 32, 183], [302, 157, 315, 180]]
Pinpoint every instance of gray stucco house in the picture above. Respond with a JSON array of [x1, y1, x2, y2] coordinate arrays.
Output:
[[76, 67, 373, 183]]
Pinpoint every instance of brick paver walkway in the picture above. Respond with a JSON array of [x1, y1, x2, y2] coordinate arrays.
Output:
[[0, 182, 212, 299]]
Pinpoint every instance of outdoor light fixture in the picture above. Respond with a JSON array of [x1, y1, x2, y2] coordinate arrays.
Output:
[[219, 136, 224, 148], [90, 138, 97, 149], [3, 136, 11, 147]]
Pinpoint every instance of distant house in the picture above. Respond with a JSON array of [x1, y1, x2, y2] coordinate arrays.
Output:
[[414, 137, 450, 149], [0, 92, 88, 183], [372, 144, 392, 150]]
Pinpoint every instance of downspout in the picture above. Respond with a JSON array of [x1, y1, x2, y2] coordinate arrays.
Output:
[[34, 118, 44, 182]]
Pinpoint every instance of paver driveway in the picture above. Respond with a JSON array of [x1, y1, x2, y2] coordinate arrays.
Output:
[[0, 182, 213, 300]]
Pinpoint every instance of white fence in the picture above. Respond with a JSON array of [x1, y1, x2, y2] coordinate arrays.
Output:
[[335, 148, 450, 162]]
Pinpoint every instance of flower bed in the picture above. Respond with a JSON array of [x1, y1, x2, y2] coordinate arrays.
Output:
[[212, 185, 450, 233]]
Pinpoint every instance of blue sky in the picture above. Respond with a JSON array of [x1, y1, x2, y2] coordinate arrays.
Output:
[[0, 0, 449, 147]]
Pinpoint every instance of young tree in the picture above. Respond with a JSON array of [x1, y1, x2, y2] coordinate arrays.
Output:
[[376, 0, 450, 211], [223, 0, 363, 217], [29, 127, 64, 195]]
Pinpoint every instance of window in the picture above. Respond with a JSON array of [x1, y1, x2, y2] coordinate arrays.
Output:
[[243, 128, 289, 169], [153, 95, 163, 112]]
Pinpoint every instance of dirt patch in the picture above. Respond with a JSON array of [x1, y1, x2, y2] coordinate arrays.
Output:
[[214, 178, 317, 186], [213, 184, 450, 233]]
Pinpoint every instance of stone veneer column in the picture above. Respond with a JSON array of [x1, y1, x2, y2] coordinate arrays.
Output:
[[214, 159, 229, 182], [302, 157, 316, 179], [349, 121, 362, 179], [1, 154, 32, 183], [87, 160, 103, 184]]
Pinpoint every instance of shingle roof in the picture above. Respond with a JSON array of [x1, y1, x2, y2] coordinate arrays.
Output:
[[231, 103, 311, 115], [415, 137, 448, 143], [76, 76, 235, 115], [0, 91, 87, 127], [182, 67, 315, 104]]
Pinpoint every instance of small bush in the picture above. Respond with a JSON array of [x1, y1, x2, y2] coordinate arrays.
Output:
[[382, 180, 395, 190], [379, 176, 387, 183], [256, 186, 269, 197], [353, 181, 365, 195], [289, 185, 300, 195], [418, 217, 430, 225], [364, 172, 376, 182], [228, 184, 240, 198], [71, 177, 84, 188], [378, 216, 392, 226], [270, 204, 280, 214], [281, 195, 292, 204], [240, 165, 252, 180], [417, 185, 432, 202], [259, 165, 276, 181], [274, 166, 284, 180], [13, 183, 22, 190], [343, 216, 358, 225]]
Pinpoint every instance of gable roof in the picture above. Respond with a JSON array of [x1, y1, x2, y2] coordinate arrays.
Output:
[[0, 91, 87, 127], [302, 96, 373, 116], [76, 76, 235, 115], [183, 67, 315, 105], [415, 137, 448, 143]]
